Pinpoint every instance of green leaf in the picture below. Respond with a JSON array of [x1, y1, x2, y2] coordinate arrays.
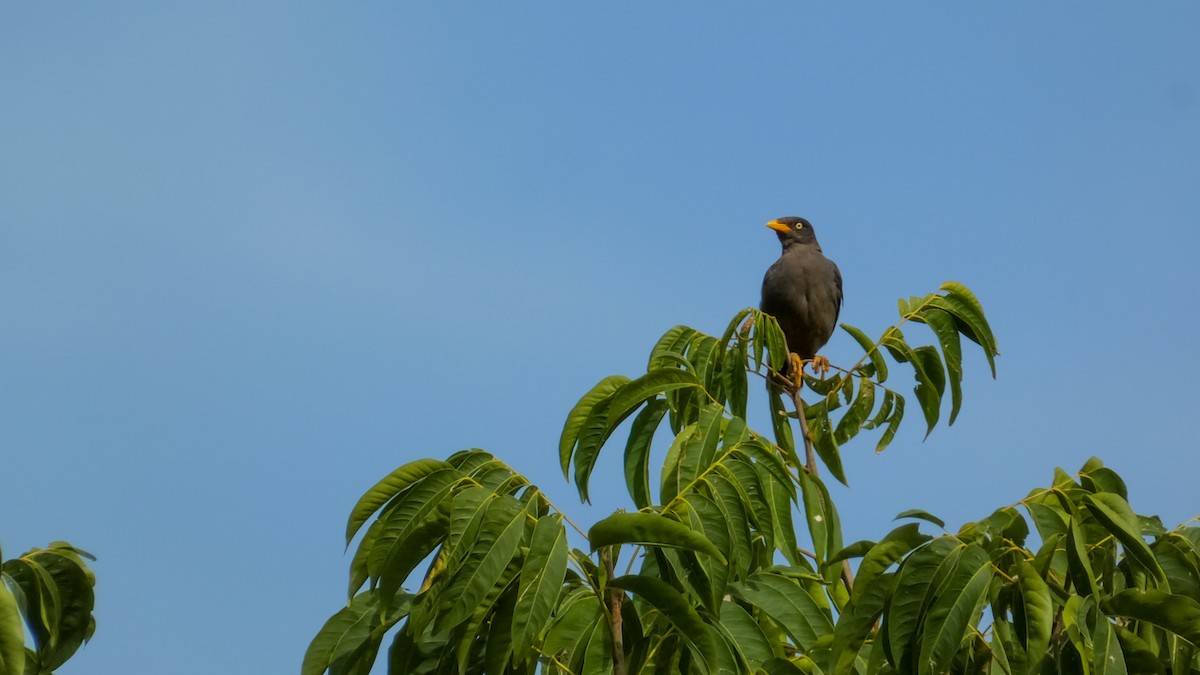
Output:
[[917, 307, 964, 425], [574, 370, 702, 502], [610, 575, 717, 669], [1092, 616, 1128, 675], [433, 495, 527, 633], [757, 312, 788, 372], [730, 571, 834, 651], [650, 325, 699, 371], [719, 601, 776, 671], [302, 591, 408, 675], [806, 405, 848, 486], [559, 375, 631, 477], [876, 393, 904, 454], [367, 467, 461, 606], [840, 323, 889, 382], [1082, 493, 1167, 586], [1016, 561, 1053, 670], [830, 572, 896, 675], [894, 509, 945, 529], [1066, 519, 1101, 597], [834, 377, 875, 445], [511, 514, 568, 661], [589, 512, 726, 564], [850, 523, 930, 606], [916, 543, 993, 675], [1102, 589, 1200, 645], [0, 582, 24, 675], [883, 536, 958, 669], [345, 458, 453, 545], [799, 471, 843, 569], [881, 329, 943, 437], [935, 281, 998, 377], [624, 398, 669, 510]]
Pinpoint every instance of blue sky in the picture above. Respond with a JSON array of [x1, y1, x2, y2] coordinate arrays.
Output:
[[3, 3, 1198, 673]]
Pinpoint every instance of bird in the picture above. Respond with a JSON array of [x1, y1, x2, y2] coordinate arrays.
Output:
[[760, 216, 843, 382]]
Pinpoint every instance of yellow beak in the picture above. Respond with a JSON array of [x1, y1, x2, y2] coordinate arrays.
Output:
[[766, 219, 791, 234]]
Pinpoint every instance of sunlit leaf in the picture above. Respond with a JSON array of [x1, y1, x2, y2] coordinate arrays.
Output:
[[1083, 493, 1167, 586], [560, 375, 631, 478], [0, 582, 24, 675], [511, 515, 568, 661], [840, 323, 888, 382], [851, 524, 929, 606], [433, 495, 527, 633], [345, 458, 453, 545], [894, 509, 945, 529]]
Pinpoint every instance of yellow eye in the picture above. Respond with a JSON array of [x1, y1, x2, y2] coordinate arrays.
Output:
[[795, 223, 805, 230]]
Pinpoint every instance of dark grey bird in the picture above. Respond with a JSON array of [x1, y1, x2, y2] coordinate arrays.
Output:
[[760, 216, 843, 378]]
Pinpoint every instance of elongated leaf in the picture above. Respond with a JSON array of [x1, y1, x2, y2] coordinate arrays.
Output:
[[433, 495, 527, 633], [757, 312, 788, 372], [1016, 561, 1052, 670], [722, 340, 750, 419], [840, 323, 888, 382], [0, 582, 24, 675], [876, 394, 904, 454], [611, 575, 716, 668], [574, 370, 702, 502], [719, 600, 776, 671], [650, 325, 699, 371], [730, 572, 834, 650], [916, 543, 992, 675], [894, 509, 945, 529], [1066, 520, 1101, 597], [511, 515, 568, 661], [834, 377, 875, 445], [1102, 589, 1200, 644], [760, 463, 800, 565], [830, 572, 896, 675], [1083, 493, 1167, 586], [851, 523, 930, 606], [917, 307, 964, 425], [624, 398, 669, 509], [303, 591, 408, 675], [589, 512, 725, 563], [559, 375, 631, 477], [883, 537, 959, 669], [345, 458, 454, 544], [808, 405, 848, 485], [1092, 616, 1128, 675], [799, 471, 844, 571], [935, 281, 998, 376], [367, 468, 461, 605]]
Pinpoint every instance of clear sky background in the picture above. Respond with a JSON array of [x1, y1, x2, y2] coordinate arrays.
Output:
[[3, 3, 1198, 673]]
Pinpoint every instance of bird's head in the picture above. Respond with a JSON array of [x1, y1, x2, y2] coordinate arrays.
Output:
[[766, 217, 820, 250]]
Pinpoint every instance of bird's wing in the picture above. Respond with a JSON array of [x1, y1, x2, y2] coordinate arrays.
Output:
[[833, 263, 844, 320]]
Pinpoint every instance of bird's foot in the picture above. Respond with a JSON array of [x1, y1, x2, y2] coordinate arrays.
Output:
[[788, 353, 805, 390], [810, 355, 831, 378]]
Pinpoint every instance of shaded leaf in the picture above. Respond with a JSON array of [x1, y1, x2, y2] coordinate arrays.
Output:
[[610, 575, 716, 669], [589, 512, 726, 563]]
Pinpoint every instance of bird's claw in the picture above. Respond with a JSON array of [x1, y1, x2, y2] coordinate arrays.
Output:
[[789, 353, 804, 384], [810, 355, 831, 378]]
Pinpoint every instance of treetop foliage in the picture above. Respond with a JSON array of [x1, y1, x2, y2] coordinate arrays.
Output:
[[307, 281, 1200, 675]]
